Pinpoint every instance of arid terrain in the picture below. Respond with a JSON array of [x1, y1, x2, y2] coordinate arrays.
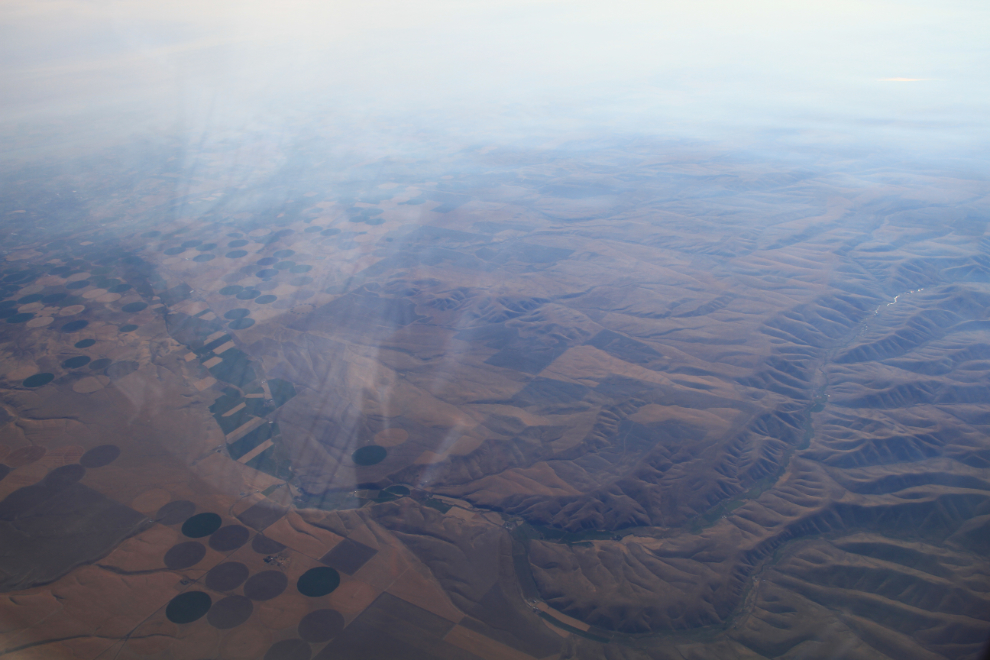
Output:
[[1, 140, 988, 659]]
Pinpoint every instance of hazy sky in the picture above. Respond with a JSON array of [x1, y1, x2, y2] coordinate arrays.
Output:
[[2, 0, 988, 164]]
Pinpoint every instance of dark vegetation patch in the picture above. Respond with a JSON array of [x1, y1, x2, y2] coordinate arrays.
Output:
[[319, 538, 377, 575], [207, 595, 253, 629], [297, 566, 341, 597], [181, 512, 223, 538], [60, 319, 89, 332], [251, 534, 286, 554], [352, 445, 387, 466], [205, 561, 250, 591], [43, 464, 85, 489], [22, 373, 54, 388], [237, 501, 287, 531], [79, 444, 120, 468], [165, 591, 212, 624], [243, 570, 288, 600], [209, 524, 250, 551], [121, 301, 148, 313], [207, 349, 256, 388]]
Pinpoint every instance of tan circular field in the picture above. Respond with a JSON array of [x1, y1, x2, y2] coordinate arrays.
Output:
[[41, 446, 85, 469], [373, 428, 409, 447], [6, 445, 47, 468], [72, 376, 106, 394]]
